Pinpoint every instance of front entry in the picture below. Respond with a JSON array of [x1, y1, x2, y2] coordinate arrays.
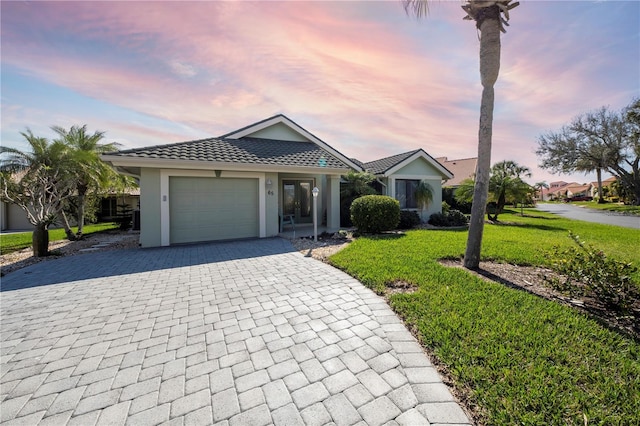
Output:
[[282, 180, 313, 224]]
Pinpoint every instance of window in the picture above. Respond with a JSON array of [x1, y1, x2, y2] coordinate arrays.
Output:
[[395, 179, 419, 209]]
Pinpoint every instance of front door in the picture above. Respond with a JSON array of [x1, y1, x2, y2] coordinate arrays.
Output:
[[282, 180, 313, 224]]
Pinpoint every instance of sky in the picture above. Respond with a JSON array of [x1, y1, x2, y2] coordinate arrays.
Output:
[[1, 0, 639, 186]]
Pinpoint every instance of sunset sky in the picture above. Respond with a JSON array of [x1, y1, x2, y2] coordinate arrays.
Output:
[[1, 1, 638, 185]]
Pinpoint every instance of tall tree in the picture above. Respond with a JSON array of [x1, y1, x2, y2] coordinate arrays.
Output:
[[52, 125, 120, 238], [0, 130, 74, 256], [455, 160, 531, 221], [487, 160, 531, 220], [403, 0, 519, 269], [536, 99, 640, 205], [533, 181, 549, 201]]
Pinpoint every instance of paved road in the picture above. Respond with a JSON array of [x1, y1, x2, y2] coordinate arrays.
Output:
[[0, 239, 471, 426], [534, 203, 640, 229]]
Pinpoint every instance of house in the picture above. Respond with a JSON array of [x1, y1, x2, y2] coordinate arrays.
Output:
[[590, 176, 617, 199], [541, 181, 572, 201], [361, 150, 453, 221], [0, 201, 32, 231], [541, 181, 595, 201], [566, 184, 592, 199], [97, 188, 140, 222], [102, 115, 452, 248], [436, 157, 477, 187]]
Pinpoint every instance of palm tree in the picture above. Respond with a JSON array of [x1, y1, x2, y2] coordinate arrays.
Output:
[[0, 130, 75, 256], [403, 0, 519, 269], [414, 180, 434, 222], [533, 181, 549, 201], [52, 125, 120, 238], [487, 160, 531, 221]]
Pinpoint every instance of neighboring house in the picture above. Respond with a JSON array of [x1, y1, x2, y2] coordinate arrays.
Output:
[[1, 191, 140, 232], [541, 181, 572, 201], [436, 157, 477, 187], [360, 150, 453, 221], [102, 114, 452, 248], [541, 181, 594, 201], [566, 184, 592, 199], [98, 189, 140, 222], [0, 201, 32, 231], [590, 176, 617, 198]]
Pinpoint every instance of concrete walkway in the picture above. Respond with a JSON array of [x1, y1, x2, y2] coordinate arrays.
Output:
[[0, 239, 471, 426]]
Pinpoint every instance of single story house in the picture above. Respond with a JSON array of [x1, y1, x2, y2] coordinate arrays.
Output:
[[102, 115, 453, 248]]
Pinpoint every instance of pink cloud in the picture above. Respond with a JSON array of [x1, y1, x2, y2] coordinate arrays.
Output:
[[2, 0, 635, 186]]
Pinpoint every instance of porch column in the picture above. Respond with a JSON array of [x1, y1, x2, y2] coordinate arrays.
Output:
[[327, 175, 341, 231]]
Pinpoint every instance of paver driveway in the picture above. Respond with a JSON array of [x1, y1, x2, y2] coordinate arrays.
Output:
[[1, 238, 471, 426]]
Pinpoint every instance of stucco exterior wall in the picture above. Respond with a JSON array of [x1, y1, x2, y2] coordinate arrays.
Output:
[[265, 172, 279, 237], [247, 123, 310, 142], [395, 157, 442, 176], [139, 168, 162, 248], [387, 157, 445, 221]]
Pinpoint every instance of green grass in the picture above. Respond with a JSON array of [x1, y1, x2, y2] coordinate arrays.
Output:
[[0, 223, 119, 255], [330, 209, 640, 425], [564, 201, 640, 215]]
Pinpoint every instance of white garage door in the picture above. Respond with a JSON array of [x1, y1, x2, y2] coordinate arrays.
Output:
[[169, 177, 258, 244]]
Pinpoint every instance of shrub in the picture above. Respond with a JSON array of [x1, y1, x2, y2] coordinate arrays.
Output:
[[428, 209, 469, 227], [441, 201, 451, 214], [398, 210, 420, 229], [447, 209, 469, 226], [351, 195, 400, 233], [544, 232, 639, 312]]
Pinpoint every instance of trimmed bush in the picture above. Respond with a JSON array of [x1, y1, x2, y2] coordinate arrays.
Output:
[[428, 209, 469, 227], [351, 195, 400, 233], [398, 210, 421, 229]]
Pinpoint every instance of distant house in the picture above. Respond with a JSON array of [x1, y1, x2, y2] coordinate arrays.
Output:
[[0, 201, 32, 231], [103, 114, 453, 248], [566, 184, 592, 199], [590, 176, 617, 198], [541, 181, 594, 201], [436, 157, 477, 187]]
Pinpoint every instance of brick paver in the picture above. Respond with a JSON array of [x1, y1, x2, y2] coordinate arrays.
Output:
[[1, 238, 471, 425]]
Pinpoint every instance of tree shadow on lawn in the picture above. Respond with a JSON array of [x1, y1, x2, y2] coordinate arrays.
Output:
[[490, 221, 567, 233]]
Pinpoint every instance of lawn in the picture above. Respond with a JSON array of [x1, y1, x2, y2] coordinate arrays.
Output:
[[0, 223, 119, 255], [329, 209, 640, 425], [566, 200, 640, 215]]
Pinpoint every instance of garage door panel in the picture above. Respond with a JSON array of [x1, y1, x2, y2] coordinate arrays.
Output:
[[169, 176, 258, 244]]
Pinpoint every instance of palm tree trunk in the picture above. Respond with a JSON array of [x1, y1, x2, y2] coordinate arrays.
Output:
[[76, 186, 87, 238], [464, 7, 501, 270], [60, 210, 77, 241], [32, 222, 49, 257], [596, 167, 604, 203]]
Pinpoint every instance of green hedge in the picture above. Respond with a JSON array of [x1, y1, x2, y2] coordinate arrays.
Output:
[[351, 195, 400, 233]]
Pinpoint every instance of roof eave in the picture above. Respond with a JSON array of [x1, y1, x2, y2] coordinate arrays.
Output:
[[101, 155, 350, 175]]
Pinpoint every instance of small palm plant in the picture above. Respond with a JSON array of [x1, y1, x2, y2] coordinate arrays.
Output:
[[414, 180, 434, 222]]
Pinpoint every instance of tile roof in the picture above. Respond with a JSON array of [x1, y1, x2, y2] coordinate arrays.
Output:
[[439, 157, 477, 186], [361, 150, 421, 175], [109, 137, 350, 169]]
